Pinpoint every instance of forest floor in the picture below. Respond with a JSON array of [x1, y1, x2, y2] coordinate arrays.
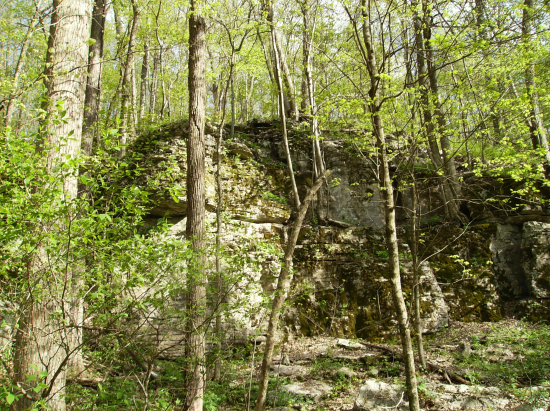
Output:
[[213, 319, 550, 411]]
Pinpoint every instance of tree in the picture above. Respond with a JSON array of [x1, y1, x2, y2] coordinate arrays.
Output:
[[185, 0, 207, 409], [82, 0, 107, 156], [119, 0, 140, 157], [254, 172, 328, 411], [345, 0, 421, 408], [12, 0, 93, 409]]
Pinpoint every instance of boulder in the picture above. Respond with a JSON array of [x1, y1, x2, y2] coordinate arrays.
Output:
[[354, 379, 408, 411], [337, 338, 364, 349], [281, 380, 332, 400], [270, 365, 308, 377]]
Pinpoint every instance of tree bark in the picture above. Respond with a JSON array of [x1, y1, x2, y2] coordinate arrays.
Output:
[[522, 0, 550, 162], [185, 0, 207, 409], [301, 2, 324, 178], [351, 1, 421, 409], [119, 0, 140, 157], [272, 27, 301, 209], [139, 41, 149, 122], [150, 49, 159, 116], [410, 178, 426, 369], [213, 58, 232, 383], [14, 1, 92, 410], [413, 1, 464, 222], [273, 28, 299, 121], [254, 172, 329, 411], [82, 0, 107, 156]]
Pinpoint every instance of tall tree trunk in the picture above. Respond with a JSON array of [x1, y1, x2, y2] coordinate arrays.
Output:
[[185, 0, 207, 409], [82, 0, 107, 156], [301, 1, 324, 178], [413, 1, 464, 222], [150, 49, 159, 116], [119, 0, 140, 157], [14, 1, 92, 410], [139, 41, 149, 122], [258, 28, 274, 84], [423, 15, 461, 199], [254, 172, 328, 411], [410, 177, 426, 369], [131, 56, 137, 127], [522, 0, 550, 161], [244, 75, 255, 121], [351, 1, 421, 409], [272, 28, 301, 209], [273, 28, 299, 121], [230, 55, 236, 139], [412, 7, 442, 169], [214, 59, 232, 383]]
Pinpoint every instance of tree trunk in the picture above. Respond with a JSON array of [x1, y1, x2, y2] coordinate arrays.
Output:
[[272, 28, 301, 209], [150, 49, 159, 116], [185, 0, 207, 409], [273, 28, 299, 121], [410, 178, 426, 369], [254, 172, 328, 411], [301, 2, 324, 178], [258, 28, 274, 84], [213, 58, 232, 383], [139, 41, 149, 122], [119, 0, 140, 157], [354, 1, 421, 409], [82, 0, 106, 156], [14, 1, 92, 410], [243, 74, 255, 122], [522, 0, 550, 162], [413, 1, 464, 222], [230, 55, 236, 139]]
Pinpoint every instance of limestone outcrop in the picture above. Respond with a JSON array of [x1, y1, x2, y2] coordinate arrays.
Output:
[[127, 120, 550, 349]]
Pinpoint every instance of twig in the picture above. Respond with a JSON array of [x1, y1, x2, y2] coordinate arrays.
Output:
[[380, 391, 405, 409]]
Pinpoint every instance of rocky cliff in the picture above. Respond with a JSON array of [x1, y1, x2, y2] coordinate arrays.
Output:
[[129, 120, 550, 349]]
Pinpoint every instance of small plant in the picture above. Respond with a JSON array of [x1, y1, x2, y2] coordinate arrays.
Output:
[[261, 191, 288, 204]]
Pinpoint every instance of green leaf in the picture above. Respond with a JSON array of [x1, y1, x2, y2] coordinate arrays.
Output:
[[6, 393, 15, 405]]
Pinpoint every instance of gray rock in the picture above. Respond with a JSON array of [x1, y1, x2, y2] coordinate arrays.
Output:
[[366, 367, 379, 377], [491, 224, 529, 298], [332, 366, 357, 378], [281, 380, 332, 400], [270, 365, 308, 377], [337, 338, 364, 349], [522, 222, 550, 298], [461, 396, 509, 410], [417, 262, 449, 333], [354, 379, 408, 411], [458, 342, 472, 358]]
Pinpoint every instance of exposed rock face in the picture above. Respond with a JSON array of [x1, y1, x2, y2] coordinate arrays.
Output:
[[428, 384, 510, 410], [286, 225, 408, 338], [128, 120, 550, 349], [490, 222, 550, 321], [522, 221, 550, 299], [491, 224, 529, 299], [417, 262, 449, 332]]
